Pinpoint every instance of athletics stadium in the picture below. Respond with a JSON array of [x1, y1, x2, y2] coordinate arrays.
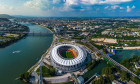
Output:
[[50, 44, 87, 72]]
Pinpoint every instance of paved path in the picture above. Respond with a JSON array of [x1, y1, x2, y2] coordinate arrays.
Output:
[[84, 74, 97, 84], [43, 73, 71, 83], [39, 62, 43, 84]]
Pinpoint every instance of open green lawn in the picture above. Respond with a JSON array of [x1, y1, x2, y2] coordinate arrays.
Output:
[[59, 38, 65, 42], [62, 51, 73, 59]]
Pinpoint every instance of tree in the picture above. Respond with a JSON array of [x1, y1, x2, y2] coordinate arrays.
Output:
[[120, 58, 130, 68], [93, 76, 105, 84], [108, 74, 115, 82], [49, 67, 55, 76], [133, 77, 140, 84], [102, 67, 112, 75], [131, 55, 138, 62], [132, 55, 137, 59], [112, 65, 120, 73], [87, 60, 96, 70], [120, 71, 129, 81], [19, 72, 30, 82]]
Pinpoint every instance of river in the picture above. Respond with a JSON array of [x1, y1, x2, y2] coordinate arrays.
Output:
[[112, 50, 140, 63], [0, 23, 53, 84]]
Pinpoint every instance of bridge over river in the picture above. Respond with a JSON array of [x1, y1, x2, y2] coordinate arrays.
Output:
[[23, 31, 66, 36], [23, 32, 54, 36]]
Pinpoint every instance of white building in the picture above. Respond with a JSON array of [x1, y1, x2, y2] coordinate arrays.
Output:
[[50, 44, 87, 72], [134, 62, 140, 69]]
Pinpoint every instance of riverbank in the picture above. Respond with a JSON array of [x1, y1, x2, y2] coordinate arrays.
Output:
[[114, 46, 140, 50], [40, 25, 54, 33], [0, 34, 28, 48], [123, 46, 140, 50]]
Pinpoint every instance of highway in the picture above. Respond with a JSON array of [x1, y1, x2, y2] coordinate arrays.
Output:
[[86, 41, 140, 79]]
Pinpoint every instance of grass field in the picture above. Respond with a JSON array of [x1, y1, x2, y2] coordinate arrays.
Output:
[[61, 51, 74, 59]]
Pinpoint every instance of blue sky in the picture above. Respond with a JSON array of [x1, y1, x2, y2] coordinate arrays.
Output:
[[0, 0, 140, 17]]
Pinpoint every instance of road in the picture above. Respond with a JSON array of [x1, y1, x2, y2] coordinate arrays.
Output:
[[39, 61, 43, 84], [86, 41, 140, 79]]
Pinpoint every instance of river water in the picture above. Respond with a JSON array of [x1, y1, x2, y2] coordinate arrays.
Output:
[[112, 50, 140, 63], [0, 23, 53, 84]]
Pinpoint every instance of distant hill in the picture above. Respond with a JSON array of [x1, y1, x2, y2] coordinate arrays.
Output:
[[0, 14, 14, 19], [0, 18, 9, 21]]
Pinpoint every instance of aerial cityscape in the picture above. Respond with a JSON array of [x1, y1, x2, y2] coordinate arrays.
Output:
[[0, 0, 140, 84]]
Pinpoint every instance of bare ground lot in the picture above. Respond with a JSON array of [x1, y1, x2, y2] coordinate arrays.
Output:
[[92, 38, 117, 44]]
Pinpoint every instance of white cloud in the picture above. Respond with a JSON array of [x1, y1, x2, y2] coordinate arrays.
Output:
[[99, 0, 132, 4], [65, 0, 79, 6], [80, 9, 85, 11], [0, 4, 17, 11], [81, 0, 132, 5], [0, 0, 134, 16], [23, 0, 133, 12], [132, 5, 135, 9], [104, 6, 109, 9], [120, 7, 124, 9], [111, 5, 119, 9], [126, 5, 135, 12], [63, 0, 81, 11], [127, 6, 131, 12], [104, 5, 124, 10], [24, 0, 61, 10], [24, 0, 46, 10]]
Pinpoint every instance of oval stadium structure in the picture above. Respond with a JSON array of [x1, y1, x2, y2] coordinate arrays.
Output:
[[50, 44, 87, 72]]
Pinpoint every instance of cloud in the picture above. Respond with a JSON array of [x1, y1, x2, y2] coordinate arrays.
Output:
[[127, 6, 131, 12], [23, 0, 133, 12], [111, 5, 119, 9], [0, 4, 17, 11], [64, 0, 133, 11], [127, 5, 135, 12], [132, 5, 135, 9], [80, 9, 85, 11], [24, 0, 49, 10], [120, 7, 124, 9], [65, 0, 79, 6], [104, 5, 124, 10], [81, 0, 132, 5], [24, 0, 65, 10], [99, 0, 132, 4], [104, 6, 109, 9]]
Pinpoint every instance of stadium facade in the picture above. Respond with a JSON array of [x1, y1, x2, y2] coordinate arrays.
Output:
[[50, 44, 87, 72]]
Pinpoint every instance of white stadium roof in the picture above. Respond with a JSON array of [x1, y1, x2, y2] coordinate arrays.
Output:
[[51, 44, 86, 66]]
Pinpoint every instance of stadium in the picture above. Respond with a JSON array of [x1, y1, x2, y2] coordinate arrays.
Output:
[[50, 44, 87, 72]]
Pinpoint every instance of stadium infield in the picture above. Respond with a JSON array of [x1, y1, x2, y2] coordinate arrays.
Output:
[[61, 51, 74, 59]]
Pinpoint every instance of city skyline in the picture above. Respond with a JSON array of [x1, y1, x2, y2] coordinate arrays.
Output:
[[0, 0, 140, 17]]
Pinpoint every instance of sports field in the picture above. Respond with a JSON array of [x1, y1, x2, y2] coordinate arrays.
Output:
[[62, 51, 73, 58], [60, 49, 77, 59]]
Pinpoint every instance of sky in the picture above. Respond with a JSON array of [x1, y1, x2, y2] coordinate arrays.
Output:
[[0, 0, 140, 17]]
